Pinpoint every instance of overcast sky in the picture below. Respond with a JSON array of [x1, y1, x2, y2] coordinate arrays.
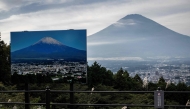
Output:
[[0, 0, 190, 44]]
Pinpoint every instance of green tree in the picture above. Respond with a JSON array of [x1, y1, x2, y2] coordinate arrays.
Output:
[[132, 74, 143, 90], [113, 68, 132, 90], [175, 82, 188, 104], [157, 76, 166, 90], [165, 83, 178, 106], [165, 83, 176, 91], [87, 61, 114, 87], [0, 38, 11, 84], [11, 72, 21, 84], [147, 82, 157, 91]]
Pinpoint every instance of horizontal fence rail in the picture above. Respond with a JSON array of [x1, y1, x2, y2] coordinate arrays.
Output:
[[0, 90, 190, 109]]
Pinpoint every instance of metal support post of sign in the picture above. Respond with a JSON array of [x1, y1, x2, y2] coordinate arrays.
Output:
[[70, 78, 74, 109], [46, 86, 50, 109], [25, 83, 30, 109]]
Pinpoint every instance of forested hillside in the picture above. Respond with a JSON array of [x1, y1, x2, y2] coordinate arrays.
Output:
[[0, 37, 190, 109]]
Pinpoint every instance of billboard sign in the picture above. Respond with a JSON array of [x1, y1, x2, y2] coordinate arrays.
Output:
[[11, 30, 87, 83]]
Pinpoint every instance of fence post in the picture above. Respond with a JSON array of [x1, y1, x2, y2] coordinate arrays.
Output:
[[25, 83, 30, 109], [70, 78, 74, 109], [46, 86, 50, 109]]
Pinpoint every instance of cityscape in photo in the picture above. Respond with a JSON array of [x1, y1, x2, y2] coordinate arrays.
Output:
[[11, 30, 87, 83]]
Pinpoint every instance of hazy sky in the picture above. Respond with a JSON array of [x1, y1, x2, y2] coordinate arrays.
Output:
[[0, 0, 190, 44]]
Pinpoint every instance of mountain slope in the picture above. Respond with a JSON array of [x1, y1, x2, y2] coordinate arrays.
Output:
[[88, 14, 190, 60], [12, 37, 86, 61]]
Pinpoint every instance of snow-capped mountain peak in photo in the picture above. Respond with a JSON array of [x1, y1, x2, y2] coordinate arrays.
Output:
[[34, 37, 63, 45]]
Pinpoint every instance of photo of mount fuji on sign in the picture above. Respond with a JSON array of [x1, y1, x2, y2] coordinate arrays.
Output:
[[11, 30, 87, 62]]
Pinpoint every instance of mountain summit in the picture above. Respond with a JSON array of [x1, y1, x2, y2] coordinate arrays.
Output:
[[88, 14, 190, 60]]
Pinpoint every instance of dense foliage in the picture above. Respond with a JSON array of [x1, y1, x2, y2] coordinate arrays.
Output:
[[0, 38, 190, 109], [0, 38, 11, 84]]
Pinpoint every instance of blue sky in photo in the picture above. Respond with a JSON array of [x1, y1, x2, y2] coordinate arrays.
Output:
[[11, 30, 86, 52]]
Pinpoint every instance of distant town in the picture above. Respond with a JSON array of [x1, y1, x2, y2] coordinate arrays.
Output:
[[89, 60, 190, 86], [129, 63, 190, 86], [11, 59, 190, 86], [11, 61, 87, 81]]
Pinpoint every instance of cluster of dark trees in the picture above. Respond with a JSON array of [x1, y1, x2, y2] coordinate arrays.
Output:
[[0, 37, 190, 109], [0, 38, 11, 84]]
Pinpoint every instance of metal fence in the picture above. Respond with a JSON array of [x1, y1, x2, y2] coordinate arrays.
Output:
[[0, 87, 190, 109]]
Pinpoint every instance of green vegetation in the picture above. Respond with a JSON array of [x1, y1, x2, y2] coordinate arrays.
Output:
[[0, 38, 190, 109], [0, 38, 11, 84]]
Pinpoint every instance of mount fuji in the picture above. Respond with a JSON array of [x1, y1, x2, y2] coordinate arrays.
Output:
[[88, 14, 190, 60], [11, 37, 86, 61]]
